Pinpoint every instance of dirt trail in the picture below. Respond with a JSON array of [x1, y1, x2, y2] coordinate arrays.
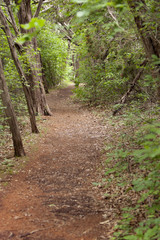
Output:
[[0, 87, 113, 240]]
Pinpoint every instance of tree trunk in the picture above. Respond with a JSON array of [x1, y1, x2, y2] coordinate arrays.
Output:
[[0, 58, 25, 157], [32, 37, 52, 115], [128, 0, 160, 58], [127, 0, 160, 99], [15, 0, 52, 116], [0, 6, 39, 133], [4, 0, 19, 36], [39, 53, 49, 93]]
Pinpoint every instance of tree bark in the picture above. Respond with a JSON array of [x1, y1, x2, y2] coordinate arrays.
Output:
[[4, 0, 19, 36], [0, 6, 39, 133], [32, 37, 52, 115], [39, 53, 49, 93], [128, 0, 160, 58], [127, 0, 160, 99], [33, 0, 44, 18], [15, 0, 52, 116], [0, 58, 25, 157]]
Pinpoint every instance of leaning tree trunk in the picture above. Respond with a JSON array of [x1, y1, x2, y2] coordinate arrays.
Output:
[[0, 6, 39, 133], [39, 53, 49, 93], [32, 37, 52, 115], [113, 60, 147, 116], [127, 0, 160, 99], [0, 58, 25, 157], [15, 0, 52, 116], [128, 0, 160, 58]]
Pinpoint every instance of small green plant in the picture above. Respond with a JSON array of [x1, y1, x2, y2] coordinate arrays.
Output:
[[103, 109, 160, 240]]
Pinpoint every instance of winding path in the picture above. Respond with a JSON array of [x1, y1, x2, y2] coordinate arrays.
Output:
[[0, 87, 112, 240]]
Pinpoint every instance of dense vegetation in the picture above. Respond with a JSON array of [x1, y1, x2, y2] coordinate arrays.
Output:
[[0, 0, 159, 239]]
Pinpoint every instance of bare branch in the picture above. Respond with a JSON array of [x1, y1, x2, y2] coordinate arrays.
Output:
[[40, 4, 54, 14], [3, 0, 19, 35], [33, 0, 44, 18], [107, 6, 125, 31], [113, 60, 148, 116]]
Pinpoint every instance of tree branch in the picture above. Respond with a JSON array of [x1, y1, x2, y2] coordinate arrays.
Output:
[[101, 37, 115, 61], [40, 4, 54, 14], [113, 59, 148, 116], [4, 0, 19, 36], [33, 0, 44, 18], [107, 6, 125, 31]]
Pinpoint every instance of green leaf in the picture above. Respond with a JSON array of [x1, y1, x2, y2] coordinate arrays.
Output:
[[144, 227, 157, 239], [21, 18, 45, 30], [17, 19, 45, 44], [77, 10, 89, 17], [16, 33, 34, 44], [124, 235, 137, 240], [92, 182, 100, 186], [105, 168, 115, 175]]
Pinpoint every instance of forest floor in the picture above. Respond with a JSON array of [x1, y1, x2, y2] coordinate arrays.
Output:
[[0, 86, 118, 240]]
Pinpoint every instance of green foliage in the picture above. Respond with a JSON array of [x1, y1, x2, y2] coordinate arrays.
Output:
[[3, 57, 27, 115], [0, 28, 27, 149], [21, 18, 45, 30], [104, 109, 160, 239], [73, 20, 145, 105], [71, 0, 158, 106], [17, 18, 45, 44], [37, 23, 70, 87], [71, 0, 160, 108], [73, 0, 126, 19], [0, 2, 160, 239]]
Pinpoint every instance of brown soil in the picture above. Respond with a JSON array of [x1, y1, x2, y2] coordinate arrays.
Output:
[[0, 86, 115, 240]]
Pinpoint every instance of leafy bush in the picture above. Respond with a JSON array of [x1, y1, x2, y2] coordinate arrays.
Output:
[[37, 22, 70, 88], [103, 108, 160, 239]]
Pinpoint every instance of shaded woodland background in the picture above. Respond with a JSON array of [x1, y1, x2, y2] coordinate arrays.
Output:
[[0, 0, 160, 239]]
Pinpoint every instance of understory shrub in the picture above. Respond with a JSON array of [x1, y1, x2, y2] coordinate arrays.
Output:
[[38, 23, 71, 88], [104, 108, 160, 239]]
